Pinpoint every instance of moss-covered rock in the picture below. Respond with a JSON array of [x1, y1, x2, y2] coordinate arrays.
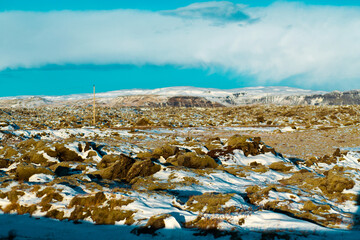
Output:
[[131, 214, 169, 235], [45, 209, 65, 220], [208, 135, 276, 159], [153, 145, 179, 159], [15, 163, 54, 181], [69, 192, 107, 208], [0, 158, 12, 168], [135, 117, 153, 126], [268, 162, 293, 172], [97, 154, 133, 169], [52, 143, 84, 162], [172, 152, 218, 169], [96, 154, 135, 180], [126, 160, 161, 182], [87, 151, 98, 158], [227, 135, 251, 148], [146, 214, 167, 229], [22, 151, 48, 165], [91, 208, 134, 225], [319, 170, 355, 194], [0, 146, 19, 159]]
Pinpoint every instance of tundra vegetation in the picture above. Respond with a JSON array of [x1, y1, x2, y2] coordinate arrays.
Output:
[[0, 104, 359, 235]]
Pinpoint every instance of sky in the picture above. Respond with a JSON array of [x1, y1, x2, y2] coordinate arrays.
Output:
[[0, 0, 360, 96]]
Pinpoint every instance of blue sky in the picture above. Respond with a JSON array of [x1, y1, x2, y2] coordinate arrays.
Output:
[[0, 0, 360, 96], [1, 0, 359, 11]]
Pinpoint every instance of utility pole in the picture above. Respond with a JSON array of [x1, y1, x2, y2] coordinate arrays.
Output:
[[93, 85, 96, 126]]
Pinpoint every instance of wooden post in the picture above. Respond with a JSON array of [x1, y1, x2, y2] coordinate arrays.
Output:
[[93, 85, 96, 126]]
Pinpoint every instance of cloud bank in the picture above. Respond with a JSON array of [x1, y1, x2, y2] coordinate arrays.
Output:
[[0, 1, 360, 89], [161, 1, 250, 22]]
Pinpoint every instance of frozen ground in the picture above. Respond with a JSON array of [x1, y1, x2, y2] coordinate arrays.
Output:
[[0, 105, 360, 239], [0, 126, 360, 239]]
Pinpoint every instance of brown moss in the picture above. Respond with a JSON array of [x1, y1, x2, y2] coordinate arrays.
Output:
[[227, 135, 250, 148], [126, 160, 161, 182], [0, 192, 6, 199], [44, 147, 58, 158], [40, 192, 63, 205], [238, 218, 245, 225], [181, 176, 200, 186], [217, 166, 247, 177], [17, 204, 37, 215], [145, 214, 170, 229], [305, 157, 317, 167], [22, 151, 48, 165], [108, 198, 134, 209], [7, 189, 25, 203], [52, 143, 84, 162], [69, 206, 91, 221], [78, 143, 83, 152], [0, 158, 12, 168], [280, 167, 354, 202], [36, 187, 56, 198], [0, 146, 19, 159], [125, 215, 136, 225], [15, 163, 54, 181], [131, 176, 175, 190], [45, 209, 65, 220], [136, 152, 153, 160], [186, 193, 234, 213], [135, 117, 153, 126], [194, 148, 206, 155], [152, 145, 179, 159], [248, 162, 269, 173], [279, 171, 317, 187], [95, 155, 135, 181], [268, 162, 293, 172], [174, 152, 218, 169], [91, 208, 134, 225], [317, 155, 337, 165], [3, 202, 19, 213], [185, 216, 219, 230], [87, 151, 98, 158], [16, 138, 38, 150], [97, 154, 133, 170], [319, 171, 355, 195], [246, 185, 288, 205], [245, 185, 262, 204], [68, 192, 107, 209], [209, 135, 275, 159], [302, 201, 331, 214]]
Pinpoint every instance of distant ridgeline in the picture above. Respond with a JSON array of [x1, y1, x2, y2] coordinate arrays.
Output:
[[0, 87, 359, 108]]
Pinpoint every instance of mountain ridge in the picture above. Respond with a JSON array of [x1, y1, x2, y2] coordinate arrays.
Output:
[[0, 86, 359, 107]]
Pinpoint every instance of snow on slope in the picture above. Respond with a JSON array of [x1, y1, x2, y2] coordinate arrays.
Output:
[[0, 86, 325, 102]]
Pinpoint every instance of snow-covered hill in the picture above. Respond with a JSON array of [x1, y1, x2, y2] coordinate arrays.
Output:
[[1, 86, 358, 108]]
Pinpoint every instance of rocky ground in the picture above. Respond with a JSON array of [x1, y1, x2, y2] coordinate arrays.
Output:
[[0, 105, 359, 239]]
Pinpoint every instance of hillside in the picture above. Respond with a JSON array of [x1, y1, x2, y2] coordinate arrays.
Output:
[[4, 86, 359, 108]]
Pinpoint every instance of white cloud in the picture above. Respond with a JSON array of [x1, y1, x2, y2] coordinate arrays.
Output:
[[0, 1, 360, 89], [161, 1, 250, 22]]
